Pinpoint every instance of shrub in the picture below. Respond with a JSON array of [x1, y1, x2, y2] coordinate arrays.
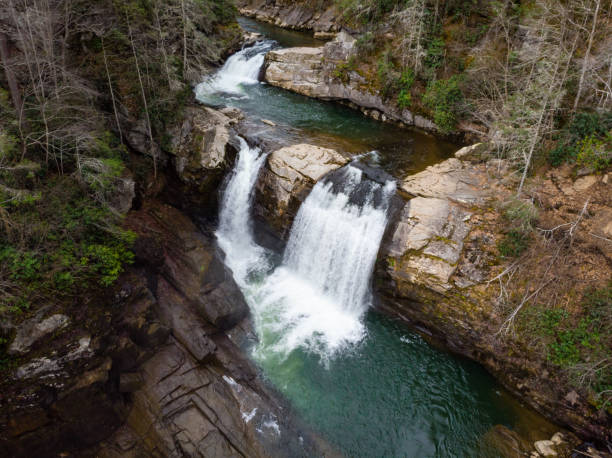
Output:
[[497, 230, 530, 258], [576, 135, 611, 172], [396, 69, 415, 109], [423, 75, 463, 134], [548, 111, 612, 168], [502, 198, 538, 231]]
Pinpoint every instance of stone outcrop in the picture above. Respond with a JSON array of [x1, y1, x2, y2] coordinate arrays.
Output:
[[237, 0, 339, 32], [263, 32, 439, 131], [164, 106, 243, 214], [376, 145, 612, 443], [1, 200, 330, 457], [254, 143, 349, 238], [8, 313, 70, 356]]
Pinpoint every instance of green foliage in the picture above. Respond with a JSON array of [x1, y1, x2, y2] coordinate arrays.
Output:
[[424, 36, 445, 72], [536, 284, 612, 409], [422, 75, 463, 133], [377, 50, 398, 99], [397, 69, 415, 109], [497, 230, 530, 258], [497, 199, 537, 258], [576, 135, 611, 172], [0, 177, 136, 314], [548, 111, 612, 168], [333, 56, 357, 84]]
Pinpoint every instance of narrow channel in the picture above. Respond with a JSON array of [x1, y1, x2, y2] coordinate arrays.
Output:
[[197, 17, 557, 457]]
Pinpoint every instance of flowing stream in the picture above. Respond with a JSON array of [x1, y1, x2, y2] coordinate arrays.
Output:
[[202, 18, 557, 457]]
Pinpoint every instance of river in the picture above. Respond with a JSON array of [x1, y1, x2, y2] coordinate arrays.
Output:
[[196, 17, 558, 457]]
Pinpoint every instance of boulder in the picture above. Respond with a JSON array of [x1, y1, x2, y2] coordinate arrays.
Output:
[[401, 158, 489, 204], [167, 106, 236, 182], [8, 313, 70, 356], [165, 106, 240, 213], [110, 172, 135, 214], [255, 143, 348, 237], [385, 197, 471, 292], [264, 47, 326, 98], [534, 440, 557, 456]]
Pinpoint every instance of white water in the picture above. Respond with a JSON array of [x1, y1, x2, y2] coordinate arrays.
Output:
[[217, 138, 396, 361], [216, 137, 269, 285], [195, 41, 272, 98]]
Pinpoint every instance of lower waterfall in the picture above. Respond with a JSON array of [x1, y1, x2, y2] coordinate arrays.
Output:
[[217, 141, 395, 360]]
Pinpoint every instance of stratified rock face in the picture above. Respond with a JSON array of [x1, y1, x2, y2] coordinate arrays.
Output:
[[237, 0, 339, 32], [254, 143, 348, 237], [386, 197, 471, 293], [264, 47, 326, 97], [8, 313, 70, 356], [2, 200, 328, 457], [263, 33, 439, 131], [377, 146, 612, 443], [401, 158, 488, 204], [164, 106, 242, 214]]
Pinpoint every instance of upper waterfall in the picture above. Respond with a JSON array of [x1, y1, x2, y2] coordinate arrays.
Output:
[[195, 40, 274, 98]]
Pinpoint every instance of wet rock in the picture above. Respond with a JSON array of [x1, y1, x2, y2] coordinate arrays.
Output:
[[165, 106, 239, 213], [119, 372, 144, 393], [8, 313, 70, 356], [255, 143, 348, 237], [534, 439, 557, 456], [243, 31, 263, 47]]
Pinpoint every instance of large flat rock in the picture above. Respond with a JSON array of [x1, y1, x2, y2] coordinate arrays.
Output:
[[255, 143, 348, 238]]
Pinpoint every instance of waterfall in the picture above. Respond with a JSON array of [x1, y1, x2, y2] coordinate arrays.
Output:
[[283, 166, 395, 312], [195, 41, 274, 98], [216, 137, 269, 285], [210, 45, 397, 359], [251, 166, 396, 359]]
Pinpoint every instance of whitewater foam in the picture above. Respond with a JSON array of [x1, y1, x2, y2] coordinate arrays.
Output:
[[195, 41, 273, 98]]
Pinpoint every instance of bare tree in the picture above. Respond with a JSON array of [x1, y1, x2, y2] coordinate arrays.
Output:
[[573, 0, 601, 111]]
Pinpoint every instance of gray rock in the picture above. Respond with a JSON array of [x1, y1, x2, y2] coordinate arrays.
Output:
[[262, 34, 441, 132], [255, 143, 348, 237], [385, 197, 471, 292], [9, 313, 70, 356], [15, 336, 93, 379], [401, 158, 488, 204], [534, 440, 557, 456], [111, 173, 135, 214], [167, 106, 235, 182]]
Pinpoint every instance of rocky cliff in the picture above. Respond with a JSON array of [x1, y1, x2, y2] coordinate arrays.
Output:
[[263, 32, 440, 132], [248, 139, 612, 444]]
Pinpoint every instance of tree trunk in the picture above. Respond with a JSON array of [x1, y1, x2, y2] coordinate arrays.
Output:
[[573, 0, 600, 111], [0, 32, 24, 119]]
